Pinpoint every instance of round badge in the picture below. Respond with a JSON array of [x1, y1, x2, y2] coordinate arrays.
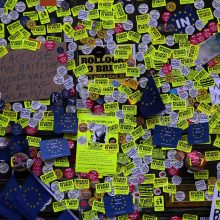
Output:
[[125, 4, 135, 14], [26, 20, 36, 29], [54, 168, 63, 179], [61, 1, 70, 10], [15, 2, 26, 12], [175, 191, 185, 201], [172, 175, 182, 185], [68, 190, 80, 199], [1, 13, 11, 24], [9, 10, 19, 20], [0, 162, 9, 174], [166, 2, 176, 12], [114, 23, 124, 34], [81, 189, 92, 200], [88, 197, 97, 207], [87, 170, 98, 181], [97, 29, 107, 39], [138, 3, 149, 14], [45, 41, 56, 50], [123, 20, 133, 31], [194, 0, 205, 9], [12, 152, 29, 172], [57, 53, 68, 64], [11, 123, 23, 135]]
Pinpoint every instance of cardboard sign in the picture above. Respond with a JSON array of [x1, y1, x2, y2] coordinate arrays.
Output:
[[0, 43, 65, 102]]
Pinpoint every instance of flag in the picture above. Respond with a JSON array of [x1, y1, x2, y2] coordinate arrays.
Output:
[[138, 75, 165, 118], [103, 195, 134, 218], [6, 136, 28, 156], [58, 210, 75, 220], [40, 138, 71, 160], [167, 6, 198, 34], [187, 122, 209, 145], [54, 113, 78, 134], [11, 174, 51, 220], [0, 175, 22, 220], [153, 125, 183, 148]]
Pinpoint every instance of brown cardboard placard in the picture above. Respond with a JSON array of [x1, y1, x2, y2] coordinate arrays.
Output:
[[0, 43, 65, 102]]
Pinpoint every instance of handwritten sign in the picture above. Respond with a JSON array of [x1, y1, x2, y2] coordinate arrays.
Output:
[[0, 43, 65, 102]]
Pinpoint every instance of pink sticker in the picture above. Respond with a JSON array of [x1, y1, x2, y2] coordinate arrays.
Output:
[[45, 40, 56, 50]]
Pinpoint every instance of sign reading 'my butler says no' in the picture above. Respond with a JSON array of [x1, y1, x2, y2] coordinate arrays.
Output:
[[0, 43, 65, 102]]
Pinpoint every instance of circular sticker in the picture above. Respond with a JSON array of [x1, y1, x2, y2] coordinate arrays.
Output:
[[194, 0, 205, 9], [0, 162, 9, 174], [125, 4, 135, 14], [15, 2, 26, 12], [9, 10, 19, 20], [172, 175, 182, 185], [175, 191, 185, 201], [138, 4, 149, 14]]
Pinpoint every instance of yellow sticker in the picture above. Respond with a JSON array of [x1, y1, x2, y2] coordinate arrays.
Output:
[[104, 102, 119, 113], [122, 105, 137, 115], [38, 121, 54, 131], [26, 136, 41, 147], [114, 49, 129, 59], [154, 196, 164, 211], [73, 28, 88, 41], [75, 179, 90, 189], [152, 0, 166, 8], [0, 46, 8, 59], [150, 159, 165, 171], [182, 214, 198, 220], [127, 31, 141, 43], [58, 180, 75, 192], [194, 170, 209, 179], [54, 158, 70, 167], [163, 184, 176, 194], [0, 114, 10, 127], [40, 170, 57, 184], [130, 126, 145, 141], [154, 177, 168, 188], [52, 201, 67, 212], [71, 5, 85, 16], [16, 118, 29, 128], [96, 182, 111, 193], [112, 177, 128, 186], [114, 185, 129, 195], [197, 8, 213, 21], [113, 63, 127, 73], [189, 191, 204, 202], [177, 141, 192, 153], [121, 140, 136, 153], [74, 63, 89, 77], [128, 90, 142, 105], [4, 0, 18, 10], [0, 127, 6, 136], [66, 199, 79, 210], [142, 215, 157, 220], [126, 67, 140, 77], [205, 150, 220, 161], [113, 2, 125, 18], [3, 111, 17, 121], [208, 185, 214, 195], [92, 201, 105, 213]]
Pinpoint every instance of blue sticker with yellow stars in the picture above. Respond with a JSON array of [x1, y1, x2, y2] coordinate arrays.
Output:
[[187, 122, 209, 145], [167, 6, 198, 34], [104, 194, 134, 218], [40, 138, 71, 160], [153, 125, 183, 148]]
